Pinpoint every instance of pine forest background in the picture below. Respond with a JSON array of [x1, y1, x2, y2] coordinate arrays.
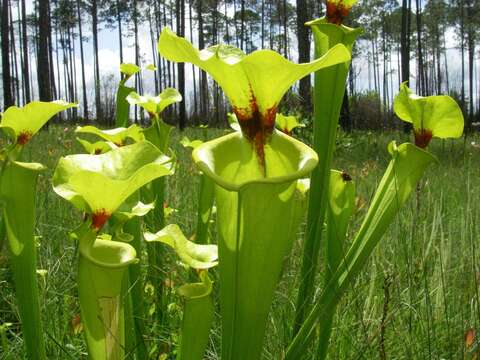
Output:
[[1, 0, 480, 131]]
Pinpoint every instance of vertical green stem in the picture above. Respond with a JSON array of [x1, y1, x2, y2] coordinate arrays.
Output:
[[142, 116, 172, 326], [123, 198, 147, 359], [1, 161, 46, 360], [195, 174, 214, 244], [293, 20, 361, 334]]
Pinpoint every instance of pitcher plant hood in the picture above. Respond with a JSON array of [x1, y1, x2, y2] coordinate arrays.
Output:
[[52, 141, 174, 230], [0, 100, 77, 146], [158, 27, 350, 169], [394, 82, 464, 148]]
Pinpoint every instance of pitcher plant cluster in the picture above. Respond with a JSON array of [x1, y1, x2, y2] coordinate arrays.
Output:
[[0, 0, 464, 359]]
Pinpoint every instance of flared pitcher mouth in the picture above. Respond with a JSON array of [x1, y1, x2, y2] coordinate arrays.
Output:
[[80, 237, 138, 269], [192, 130, 318, 192]]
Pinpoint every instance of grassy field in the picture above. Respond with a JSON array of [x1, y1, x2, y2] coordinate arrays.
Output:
[[0, 125, 479, 359]]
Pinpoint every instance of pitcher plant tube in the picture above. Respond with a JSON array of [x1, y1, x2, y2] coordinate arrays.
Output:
[[0, 100, 76, 360], [294, 10, 362, 333], [52, 141, 174, 359], [287, 142, 436, 358]]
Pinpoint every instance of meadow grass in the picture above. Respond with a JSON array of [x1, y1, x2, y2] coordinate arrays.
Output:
[[0, 125, 479, 359]]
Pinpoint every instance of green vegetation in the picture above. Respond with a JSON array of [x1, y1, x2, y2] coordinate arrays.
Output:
[[0, 127, 478, 358]]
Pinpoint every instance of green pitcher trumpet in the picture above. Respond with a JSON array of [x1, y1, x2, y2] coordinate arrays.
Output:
[[53, 141, 174, 359], [158, 27, 350, 359], [192, 130, 318, 359], [294, 17, 362, 333], [0, 100, 76, 360]]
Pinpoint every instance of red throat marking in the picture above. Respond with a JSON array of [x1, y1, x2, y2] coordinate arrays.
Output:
[[414, 129, 433, 149], [326, 1, 351, 25], [17, 130, 33, 145], [92, 209, 111, 231]]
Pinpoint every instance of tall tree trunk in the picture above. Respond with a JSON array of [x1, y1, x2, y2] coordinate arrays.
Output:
[[400, 0, 410, 85], [38, 0, 52, 101], [1, 0, 13, 108], [91, 0, 102, 121], [296, 0, 311, 113], [77, 0, 88, 120], [21, 0, 30, 103], [198, 0, 207, 118], [415, 0, 425, 95], [283, 0, 288, 57], [467, 30, 474, 131], [47, 1, 56, 99], [9, 2, 19, 105], [190, 0, 197, 117], [240, 0, 245, 50], [116, 0, 123, 65], [176, 0, 186, 128]]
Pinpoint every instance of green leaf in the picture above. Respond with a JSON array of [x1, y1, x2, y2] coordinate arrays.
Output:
[[116, 84, 135, 128], [144, 224, 218, 269], [114, 200, 155, 222], [287, 142, 436, 359], [145, 64, 157, 71], [126, 88, 182, 116], [275, 113, 305, 135], [195, 174, 215, 244], [317, 170, 355, 360], [394, 82, 464, 142], [180, 136, 204, 149], [52, 141, 174, 221], [76, 138, 117, 155], [120, 63, 140, 77], [0, 101, 77, 145], [75, 124, 145, 146], [177, 271, 214, 360]]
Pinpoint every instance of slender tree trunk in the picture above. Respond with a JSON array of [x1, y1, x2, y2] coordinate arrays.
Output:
[[190, 0, 197, 117], [467, 30, 474, 130], [460, 0, 465, 111], [261, 0, 265, 48], [240, 0, 245, 50], [91, 0, 101, 121], [296, 0, 311, 112], [283, 0, 288, 58], [1, 0, 13, 108], [176, 0, 186, 128], [116, 0, 123, 65], [47, 1, 56, 99], [415, 0, 425, 95], [9, 2, 19, 105], [198, 0, 207, 118], [21, 0, 30, 103], [77, 0, 88, 120], [38, 0, 52, 101]]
